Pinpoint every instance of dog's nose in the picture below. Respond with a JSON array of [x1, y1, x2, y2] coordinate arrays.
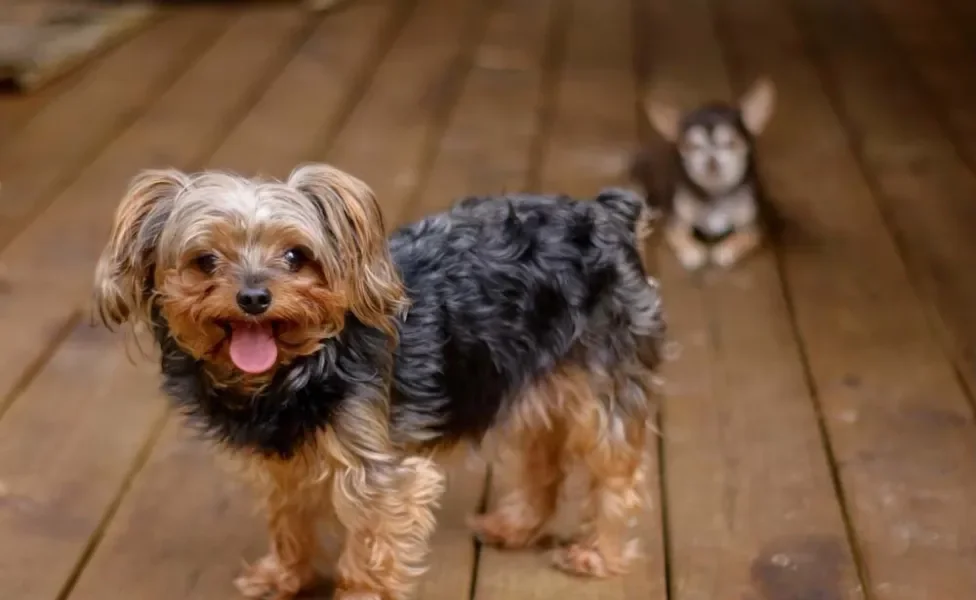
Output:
[[237, 287, 272, 315]]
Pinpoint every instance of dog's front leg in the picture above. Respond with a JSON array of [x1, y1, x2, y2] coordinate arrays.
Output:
[[332, 457, 444, 600], [236, 461, 323, 600]]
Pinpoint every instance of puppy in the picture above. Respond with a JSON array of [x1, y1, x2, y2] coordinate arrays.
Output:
[[631, 78, 777, 270], [92, 164, 666, 600]]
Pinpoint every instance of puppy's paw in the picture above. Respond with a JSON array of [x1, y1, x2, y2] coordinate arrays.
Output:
[[234, 554, 313, 600], [675, 243, 708, 271], [468, 512, 542, 550], [710, 241, 742, 268]]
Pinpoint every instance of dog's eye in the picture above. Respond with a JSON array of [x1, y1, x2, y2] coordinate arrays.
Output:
[[194, 253, 218, 275], [283, 247, 308, 271]]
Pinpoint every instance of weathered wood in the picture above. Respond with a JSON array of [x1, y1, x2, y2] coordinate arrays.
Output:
[[324, 0, 491, 226], [0, 8, 230, 251], [207, 0, 415, 177], [721, 0, 976, 596], [0, 2, 156, 91], [640, 0, 867, 598], [852, 0, 976, 388], [0, 324, 167, 600]]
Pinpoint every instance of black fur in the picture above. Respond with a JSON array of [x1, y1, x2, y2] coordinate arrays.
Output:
[[155, 189, 666, 459]]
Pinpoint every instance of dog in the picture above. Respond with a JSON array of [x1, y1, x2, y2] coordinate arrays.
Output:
[[92, 163, 666, 600], [631, 78, 777, 270]]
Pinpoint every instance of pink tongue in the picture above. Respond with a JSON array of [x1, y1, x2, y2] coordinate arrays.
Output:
[[229, 324, 278, 374]]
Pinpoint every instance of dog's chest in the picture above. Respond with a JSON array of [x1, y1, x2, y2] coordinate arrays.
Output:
[[673, 185, 757, 236]]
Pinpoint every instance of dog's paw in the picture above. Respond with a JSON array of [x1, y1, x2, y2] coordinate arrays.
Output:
[[334, 590, 385, 600], [552, 543, 630, 578], [675, 243, 708, 271], [468, 512, 541, 550], [234, 554, 312, 600]]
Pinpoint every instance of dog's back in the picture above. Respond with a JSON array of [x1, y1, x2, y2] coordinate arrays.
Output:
[[387, 189, 664, 445]]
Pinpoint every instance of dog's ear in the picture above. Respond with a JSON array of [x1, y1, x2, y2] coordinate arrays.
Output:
[[644, 97, 682, 143], [94, 169, 188, 329], [739, 77, 776, 136], [288, 163, 407, 336]]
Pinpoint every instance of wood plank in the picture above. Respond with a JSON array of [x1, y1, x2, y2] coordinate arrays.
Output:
[[63, 1, 489, 599], [0, 7, 308, 418], [716, 0, 976, 597], [0, 8, 231, 248], [207, 0, 415, 177], [474, 0, 666, 598], [398, 0, 553, 220], [637, 0, 867, 598], [325, 0, 492, 226], [0, 8, 311, 600], [0, 324, 166, 600], [864, 0, 976, 167], [0, 2, 156, 91], [852, 0, 976, 384]]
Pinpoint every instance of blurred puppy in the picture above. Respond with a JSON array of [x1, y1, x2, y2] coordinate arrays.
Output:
[[631, 78, 777, 270], [93, 164, 666, 600]]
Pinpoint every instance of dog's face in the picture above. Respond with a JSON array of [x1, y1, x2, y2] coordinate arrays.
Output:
[[93, 164, 406, 384], [645, 78, 776, 195]]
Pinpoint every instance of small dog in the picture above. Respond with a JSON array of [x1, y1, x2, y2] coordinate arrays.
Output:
[[93, 164, 666, 600], [631, 78, 777, 270]]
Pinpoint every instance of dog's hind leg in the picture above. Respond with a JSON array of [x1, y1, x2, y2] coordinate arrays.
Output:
[[552, 363, 653, 578], [469, 367, 597, 549]]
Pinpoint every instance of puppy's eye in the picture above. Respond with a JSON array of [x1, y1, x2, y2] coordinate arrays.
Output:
[[194, 253, 218, 275], [283, 247, 308, 271]]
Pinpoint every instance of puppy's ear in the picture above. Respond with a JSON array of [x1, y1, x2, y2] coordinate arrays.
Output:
[[288, 164, 407, 336], [93, 169, 188, 329], [644, 98, 682, 142], [739, 77, 776, 136]]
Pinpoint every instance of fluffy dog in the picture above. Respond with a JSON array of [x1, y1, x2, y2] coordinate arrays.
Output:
[[92, 164, 666, 600]]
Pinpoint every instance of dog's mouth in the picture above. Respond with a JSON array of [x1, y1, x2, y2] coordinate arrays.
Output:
[[216, 320, 280, 374]]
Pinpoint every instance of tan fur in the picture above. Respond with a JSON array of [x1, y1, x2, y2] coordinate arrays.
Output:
[[471, 361, 654, 577], [235, 400, 444, 600], [739, 78, 777, 136]]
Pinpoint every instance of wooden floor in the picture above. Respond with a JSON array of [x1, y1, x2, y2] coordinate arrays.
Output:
[[2, 0, 976, 598]]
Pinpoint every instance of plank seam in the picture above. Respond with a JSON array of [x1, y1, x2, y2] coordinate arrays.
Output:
[[787, 0, 976, 424], [302, 0, 421, 162], [0, 11, 234, 254], [393, 0, 498, 224], [714, 0, 880, 595]]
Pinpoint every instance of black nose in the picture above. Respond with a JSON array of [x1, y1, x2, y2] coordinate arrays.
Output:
[[237, 287, 272, 315]]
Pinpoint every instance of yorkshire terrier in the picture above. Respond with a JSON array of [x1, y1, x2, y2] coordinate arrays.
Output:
[[631, 78, 777, 270], [92, 164, 666, 600]]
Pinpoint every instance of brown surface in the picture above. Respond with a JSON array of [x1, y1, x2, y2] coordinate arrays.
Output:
[[1, 0, 976, 599], [719, 0, 976, 597], [0, 2, 156, 91], [640, 1, 864, 600]]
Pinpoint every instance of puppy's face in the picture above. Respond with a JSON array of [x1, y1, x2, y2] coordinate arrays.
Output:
[[93, 164, 406, 384], [645, 78, 776, 196], [677, 114, 750, 194]]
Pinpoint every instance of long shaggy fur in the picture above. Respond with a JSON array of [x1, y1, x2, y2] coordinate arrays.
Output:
[[93, 164, 666, 600]]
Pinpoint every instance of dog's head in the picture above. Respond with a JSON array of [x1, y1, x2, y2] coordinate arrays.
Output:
[[93, 163, 406, 384], [644, 78, 776, 195]]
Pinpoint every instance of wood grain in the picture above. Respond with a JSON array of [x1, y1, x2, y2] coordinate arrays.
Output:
[[721, 0, 976, 596]]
